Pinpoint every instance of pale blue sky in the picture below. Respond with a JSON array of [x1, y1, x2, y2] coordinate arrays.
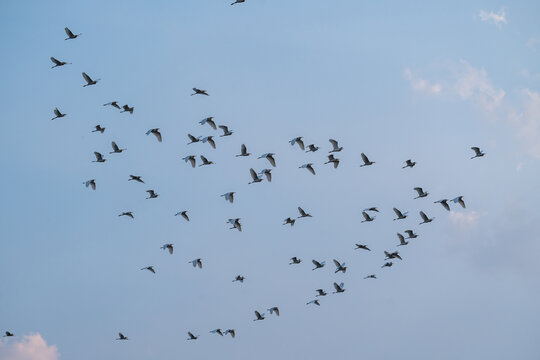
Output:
[[1, 1, 539, 359]]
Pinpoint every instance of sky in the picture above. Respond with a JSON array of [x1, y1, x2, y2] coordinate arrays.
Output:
[[1, 0, 539, 359]]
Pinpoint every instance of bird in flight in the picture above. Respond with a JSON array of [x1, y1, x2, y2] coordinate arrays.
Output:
[[333, 259, 347, 274], [82, 72, 100, 87], [199, 155, 214, 166], [402, 159, 416, 168], [210, 329, 223, 336], [218, 125, 233, 137], [224, 329, 236, 338], [175, 211, 189, 222], [307, 299, 321, 306], [413, 187, 429, 199], [187, 332, 198, 340], [121, 105, 134, 114], [306, 144, 319, 153], [3, 331, 14, 337], [381, 262, 393, 268], [267, 307, 280, 316], [128, 175, 144, 183], [202, 136, 216, 149], [51, 107, 67, 120], [161, 244, 174, 254], [221, 192, 235, 203], [92, 125, 105, 133], [187, 134, 202, 144], [359, 153, 375, 167], [283, 217, 296, 226], [116, 332, 128, 340], [364, 207, 379, 213], [297, 207, 312, 219], [146, 128, 162, 142], [183, 155, 196, 168], [119, 212, 134, 219], [64, 27, 81, 40], [257, 169, 271, 182], [231, 0, 245, 4], [328, 139, 343, 153], [355, 243, 371, 251], [253, 311, 265, 321], [289, 257, 302, 265], [191, 88, 209, 96], [333, 282, 346, 294], [50, 57, 71, 68], [258, 153, 276, 167], [141, 266, 155, 274], [189, 258, 203, 269], [92, 152, 106, 163], [419, 211, 434, 224], [434, 199, 450, 211], [471, 147, 485, 159], [361, 211, 375, 223], [249, 168, 263, 184], [146, 190, 158, 199], [233, 275, 245, 283], [109, 141, 126, 154], [299, 163, 316, 175], [236, 144, 250, 157], [364, 274, 377, 279], [397, 233, 408, 246], [199, 117, 217, 130], [84, 179, 96, 190], [324, 154, 340, 168], [311, 259, 325, 270], [103, 101, 121, 110], [289, 137, 305, 150], [404, 230, 418, 239], [315, 289, 327, 297], [452, 196, 466, 208], [393, 208, 408, 221], [228, 218, 242, 232]]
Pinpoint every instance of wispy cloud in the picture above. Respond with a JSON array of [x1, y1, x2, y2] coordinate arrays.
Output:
[[0, 334, 60, 360], [454, 60, 505, 112], [403, 68, 442, 94], [508, 89, 540, 159], [526, 37, 540, 51], [479, 9, 507, 27], [449, 210, 480, 231]]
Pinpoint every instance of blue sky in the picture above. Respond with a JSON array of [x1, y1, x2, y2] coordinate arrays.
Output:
[[1, 1, 539, 359]]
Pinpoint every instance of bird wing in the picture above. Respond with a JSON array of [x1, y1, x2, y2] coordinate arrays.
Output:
[[312, 260, 321, 267], [111, 142, 119, 151], [362, 211, 370, 220], [329, 139, 338, 149], [50, 57, 61, 65], [274, 308, 280, 316], [241, 144, 247, 154], [189, 157, 195, 167], [207, 119, 217, 130], [153, 130, 162, 142], [297, 138, 305, 150], [471, 147, 481, 155], [249, 168, 258, 180], [333, 259, 340, 267], [200, 155, 208, 163], [64, 27, 74, 37], [333, 282, 340, 291], [361, 153, 369, 163], [414, 187, 423, 195], [393, 208, 402, 217], [397, 233, 405, 243], [420, 211, 428, 220], [307, 164, 315, 175], [94, 152, 102, 160], [82, 72, 92, 83], [54, 108, 61, 116], [267, 155, 276, 167], [182, 212, 189, 221], [219, 125, 229, 132], [298, 207, 306, 216]]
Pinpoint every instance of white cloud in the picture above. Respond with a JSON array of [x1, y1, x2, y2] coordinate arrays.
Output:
[[449, 210, 480, 230], [526, 37, 540, 51], [0, 334, 60, 360], [454, 60, 505, 112], [479, 9, 507, 27], [508, 89, 540, 159], [403, 68, 442, 94]]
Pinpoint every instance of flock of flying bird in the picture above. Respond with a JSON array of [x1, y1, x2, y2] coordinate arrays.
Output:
[[2, 24, 487, 344]]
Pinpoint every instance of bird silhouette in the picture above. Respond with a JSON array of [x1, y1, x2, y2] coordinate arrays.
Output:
[[50, 57, 71, 68], [199, 117, 217, 130], [471, 147, 485, 159], [146, 128, 162, 142], [82, 72, 100, 87], [64, 27, 81, 40]]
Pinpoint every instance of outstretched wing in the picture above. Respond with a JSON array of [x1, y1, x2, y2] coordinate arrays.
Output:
[[82, 72, 93, 83], [65, 27, 74, 37]]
